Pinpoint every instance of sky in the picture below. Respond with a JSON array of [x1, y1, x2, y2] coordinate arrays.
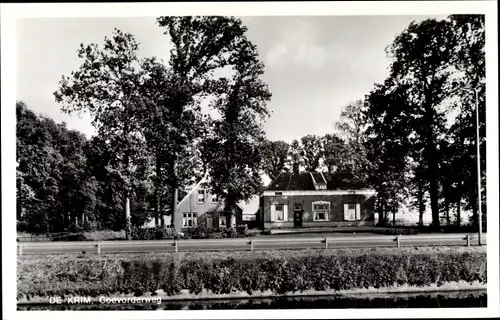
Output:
[[16, 15, 446, 143]]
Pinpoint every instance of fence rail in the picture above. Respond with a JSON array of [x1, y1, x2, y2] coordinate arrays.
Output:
[[17, 233, 486, 256]]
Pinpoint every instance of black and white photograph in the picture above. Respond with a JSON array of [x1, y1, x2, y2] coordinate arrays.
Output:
[[1, 1, 499, 319]]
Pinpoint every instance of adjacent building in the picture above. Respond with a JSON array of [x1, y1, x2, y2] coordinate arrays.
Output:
[[143, 173, 261, 232], [260, 171, 376, 229]]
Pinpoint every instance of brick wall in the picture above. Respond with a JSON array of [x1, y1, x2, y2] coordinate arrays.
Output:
[[262, 194, 375, 228]]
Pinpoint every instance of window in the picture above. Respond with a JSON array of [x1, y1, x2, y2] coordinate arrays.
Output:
[[211, 192, 219, 203], [275, 204, 284, 221], [271, 204, 287, 222], [219, 213, 227, 228], [182, 212, 198, 228], [242, 214, 256, 221], [343, 203, 361, 221], [206, 212, 214, 229], [197, 190, 205, 204], [312, 201, 330, 221]]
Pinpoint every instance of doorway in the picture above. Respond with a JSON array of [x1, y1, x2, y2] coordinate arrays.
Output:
[[293, 204, 303, 228]]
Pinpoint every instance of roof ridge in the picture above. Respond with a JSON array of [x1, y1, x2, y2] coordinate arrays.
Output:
[[177, 171, 209, 208]]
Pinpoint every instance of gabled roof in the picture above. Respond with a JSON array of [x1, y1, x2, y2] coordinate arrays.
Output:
[[266, 171, 372, 191], [177, 173, 260, 215], [177, 171, 209, 208]]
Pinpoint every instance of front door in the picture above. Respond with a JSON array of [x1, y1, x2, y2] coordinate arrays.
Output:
[[293, 204, 303, 228]]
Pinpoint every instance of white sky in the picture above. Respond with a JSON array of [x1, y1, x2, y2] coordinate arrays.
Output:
[[16, 15, 447, 143]]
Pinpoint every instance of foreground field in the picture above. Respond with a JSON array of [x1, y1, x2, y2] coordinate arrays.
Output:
[[17, 246, 486, 301]]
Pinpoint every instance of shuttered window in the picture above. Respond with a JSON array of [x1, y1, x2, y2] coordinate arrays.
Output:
[[271, 204, 287, 222], [343, 203, 361, 221]]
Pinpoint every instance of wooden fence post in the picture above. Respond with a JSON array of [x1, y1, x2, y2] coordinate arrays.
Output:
[[324, 237, 328, 249], [250, 240, 254, 251], [97, 242, 101, 255], [175, 240, 178, 253], [466, 234, 470, 247], [396, 236, 400, 248]]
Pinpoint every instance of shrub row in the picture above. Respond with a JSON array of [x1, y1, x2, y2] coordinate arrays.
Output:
[[17, 249, 486, 299], [130, 225, 249, 241], [373, 228, 421, 235], [130, 226, 183, 240], [18, 225, 253, 242], [185, 225, 248, 239], [373, 225, 481, 235]]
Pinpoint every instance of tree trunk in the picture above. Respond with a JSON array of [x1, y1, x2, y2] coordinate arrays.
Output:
[[422, 82, 440, 230], [382, 201, 388, 225], [428, 165, 440, 229], [456, 195, 461, 227], [471, 196, 478, 228], [417, 180, 425, 227], [125, 195, 131, 240], [154, 153, 161, 227], [225, 193, 238, 227], [445, 198, 450, 225], [392, 207, 396, 226], [171, 185, 179, 230]]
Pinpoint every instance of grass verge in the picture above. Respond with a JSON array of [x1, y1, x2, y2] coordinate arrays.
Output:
[[17, 246, 486, 301]]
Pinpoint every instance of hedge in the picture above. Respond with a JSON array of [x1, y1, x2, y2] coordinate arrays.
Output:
[[373, 225, 482, 235], [17, 249, 486, 300], [130, 225, 249, 241]]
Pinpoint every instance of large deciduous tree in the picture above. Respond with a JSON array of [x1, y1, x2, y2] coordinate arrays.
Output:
[[16, 102, 98, 233], [447, 14, 486, 228], [299, 134, 324, 172], [334, 100, 373, 182], [322, 133, 346, 172], [199, 23, 272, 224], [153, 16, 260, 230], [54, 29, 147, 239], [385, 18, 458, 228]]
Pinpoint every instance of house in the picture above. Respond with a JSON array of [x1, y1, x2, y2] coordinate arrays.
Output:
[[260, 171, 376, 229], [174, 173, 261, 231]]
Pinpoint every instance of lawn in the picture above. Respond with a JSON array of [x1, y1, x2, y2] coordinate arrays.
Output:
[[17, 245, 486, 264]]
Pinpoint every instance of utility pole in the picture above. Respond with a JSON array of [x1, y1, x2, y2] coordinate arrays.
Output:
[[473, 87, 483, 246]]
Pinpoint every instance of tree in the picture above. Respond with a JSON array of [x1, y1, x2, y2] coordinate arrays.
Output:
[[16, 102, 98, 233], [54, 29, 147, 238], [447, 14, 486, 228], [262, 140, 290, 181], [154, 16, 260, 230], [335, 100, 373, 182], [322, 133, 346, 172], [299, 135, 324, 172], [385, 18, 459, 228], [363, 82, 412, 226], [288, 139, 304, 174], [199, 23, 272, 224]]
